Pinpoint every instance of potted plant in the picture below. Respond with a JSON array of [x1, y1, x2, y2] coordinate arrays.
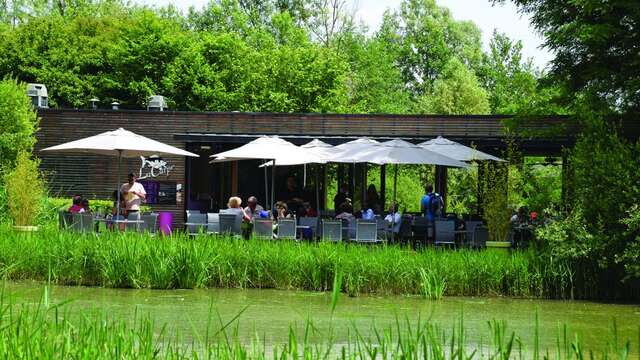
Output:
[[4, 152, 44, 232], [482, 163, 512, 253]]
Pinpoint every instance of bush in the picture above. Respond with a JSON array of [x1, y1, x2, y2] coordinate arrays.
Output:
[[0, 78, 38, 170], [4, 152, 45, 227]]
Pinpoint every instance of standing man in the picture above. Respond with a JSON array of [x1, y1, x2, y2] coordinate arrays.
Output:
[[120, 173, 146, 216], [420, 184, 443, 221]]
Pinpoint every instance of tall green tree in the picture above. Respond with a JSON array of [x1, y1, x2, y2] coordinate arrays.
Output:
[[379, 0, 484, 95], [416, 58, 490, 115], [496, 0, 640, 113]]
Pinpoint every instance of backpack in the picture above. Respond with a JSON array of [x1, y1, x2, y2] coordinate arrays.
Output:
[[429, 193, 442, 218]]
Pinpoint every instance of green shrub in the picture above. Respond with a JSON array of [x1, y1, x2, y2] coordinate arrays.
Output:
[[3, 152, 45, 226], [0, 78, 38, 170]]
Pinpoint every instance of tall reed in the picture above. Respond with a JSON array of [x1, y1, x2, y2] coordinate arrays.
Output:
[[0, 225, 574, 298]]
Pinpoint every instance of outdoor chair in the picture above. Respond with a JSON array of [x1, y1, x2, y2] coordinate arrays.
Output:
[[277, 218, 296, 240], [218, 213, 241, 235], [126, 212, 141, 232], [58, 210, 73, 229], [186, 212, 207, 235], [139, 213, 158, 234], [340, 219, 356, 241], [376, 218, 388, 242], [434, 220, 456, 247], [206, 213, 219, 235], [396, 217, 412, 245], [253, 219, 274, 239], [464, 220, 484, 247], [472, 225, 489, 248], [321, 220, 342, 242], [355, 220, 379, 243], [412, 216, 431, 246], [72, 213, 94, 233], [298, 217, 318, 239]]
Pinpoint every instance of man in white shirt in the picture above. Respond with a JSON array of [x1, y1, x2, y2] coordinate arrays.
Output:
[[120, 173, 146, 214], [384, 202, 402, 234]]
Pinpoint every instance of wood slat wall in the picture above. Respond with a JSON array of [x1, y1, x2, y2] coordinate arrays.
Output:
[[34, 109, 579, 225]]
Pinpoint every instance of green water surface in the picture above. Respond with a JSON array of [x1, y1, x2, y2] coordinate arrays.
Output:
[[4, 281, 639, 355]]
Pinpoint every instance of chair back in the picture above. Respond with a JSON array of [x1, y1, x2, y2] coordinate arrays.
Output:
[[70, 213, 83, 232], [435, 220, 455, 244], [187, 212, 207, 235], [355, 220, 378, 243], [58, 211, 72, 229], [376, 218, 388, 241], [219, 213, 240, 235], [465, 220, 483, 233], [126, 212, 141, 231], [277, 218, 296, 239], [321, 220, 342, 242], [298, 217, 318, 238], [398, 216, 412, 242], [207, 213, 219, 234], [139, 213, 158, 233], [473, 225, 489, 248], [412, 216, 431, 238], [253, 219, 273, 239]]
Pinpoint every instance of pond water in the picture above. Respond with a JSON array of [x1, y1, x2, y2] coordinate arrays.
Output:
[[4, 281, 639, 355]]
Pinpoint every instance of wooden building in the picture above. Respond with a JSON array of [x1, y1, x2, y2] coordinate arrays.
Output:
[[35, 108, 606, 224]]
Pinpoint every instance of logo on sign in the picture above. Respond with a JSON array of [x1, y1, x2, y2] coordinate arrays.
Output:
[[139, 155, 175, 179]]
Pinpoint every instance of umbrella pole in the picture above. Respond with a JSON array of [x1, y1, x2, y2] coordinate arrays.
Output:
[[271, 159, 275, 212], [117, 150, 122, 218], [264, 160, 268, 209], [315, 166, 320, 218], [391, 164, 398, 243]]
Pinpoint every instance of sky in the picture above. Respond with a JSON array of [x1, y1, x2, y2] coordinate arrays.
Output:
[[138, 0, 553, 69]]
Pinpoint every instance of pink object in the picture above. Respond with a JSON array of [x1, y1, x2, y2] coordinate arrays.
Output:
[[158, 211, 173, 235]]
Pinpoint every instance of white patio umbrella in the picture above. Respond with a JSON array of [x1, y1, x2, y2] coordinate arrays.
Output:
[[258, 139, 335, 217], [41, 127, 199, 217], [418, 136, 504, 162], [344, 139, 468, 241], [210, 136, 324, 211]]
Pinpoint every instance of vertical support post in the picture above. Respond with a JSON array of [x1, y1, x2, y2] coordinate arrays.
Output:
[[380, 164, 386, 209], [337, 163, 344, 201], [322, 164, 327, 210], [271, 160, 276, 211], [477, 163, 485, 216], [231, 161, 238, 196], [349, 163, 355, 205], [435, 165, 448, 214]]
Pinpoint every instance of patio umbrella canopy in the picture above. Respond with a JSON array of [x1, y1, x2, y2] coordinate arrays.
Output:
[[41, 127, 199, 217], [349, 139, 469, 167], [210, 136, 324, 210], [418, 136, 504, 162], [338, 139, 468, 242], [41, 127, 197, 158]]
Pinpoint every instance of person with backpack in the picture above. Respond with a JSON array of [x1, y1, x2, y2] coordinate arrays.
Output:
[[420, 184, 443, 221]]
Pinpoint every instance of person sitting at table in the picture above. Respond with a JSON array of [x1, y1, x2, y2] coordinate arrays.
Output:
[[68, 195, 83, 213], [273, 201, 292, 219], [243, 196, 264, 221], [301, 201, 317, 217], [384, 202, 402, 235], [333, 184, 349, 212], [366, 184, 381, 214], [81, 198, 91, 214], [336, 202, 356, 239], [227, 196, 250, 222], [109, 191, 126, 231]]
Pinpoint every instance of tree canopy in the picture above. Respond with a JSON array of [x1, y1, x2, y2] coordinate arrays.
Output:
[[0, 0, 548, 115]]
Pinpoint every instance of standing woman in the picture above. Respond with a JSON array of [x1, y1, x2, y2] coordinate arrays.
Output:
[[366, 184, 381, 214]]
